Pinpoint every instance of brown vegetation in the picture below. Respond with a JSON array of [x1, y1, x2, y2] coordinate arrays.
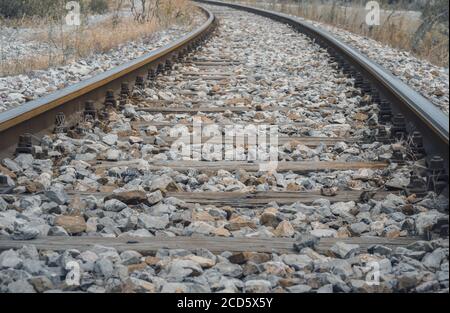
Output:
[[0, 0, 195, 76]]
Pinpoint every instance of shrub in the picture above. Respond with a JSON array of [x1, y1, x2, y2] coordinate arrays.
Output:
[[0, 0, 22, 18], [0, 0, 65, 18], [89, 0, 109, 14]]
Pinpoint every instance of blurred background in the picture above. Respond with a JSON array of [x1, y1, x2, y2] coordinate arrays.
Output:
[[0, 0, 195, 76], [0, 0, 448, 75]]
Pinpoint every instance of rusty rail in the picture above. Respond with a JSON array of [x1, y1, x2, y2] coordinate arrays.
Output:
[[197, 0, 449, 175], [0, 5, 216, 158]]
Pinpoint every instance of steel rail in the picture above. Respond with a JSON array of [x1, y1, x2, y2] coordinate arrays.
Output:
[[0, 5, 216, 157], [196, 0, 449, 172]]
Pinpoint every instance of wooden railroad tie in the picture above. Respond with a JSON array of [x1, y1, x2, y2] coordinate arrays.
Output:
[[120, 135, 356, 147], [90, 160, 387, 173], [61, 190, 392, 207], [0, 235, 422, 255], [135, 103, 340, 114], [137, 106, 251, 113], [131, 121, 309, 128], [180, 71, 234, 76]]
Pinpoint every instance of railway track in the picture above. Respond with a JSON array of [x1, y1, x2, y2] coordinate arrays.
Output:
[[0, 1, 448, 293]]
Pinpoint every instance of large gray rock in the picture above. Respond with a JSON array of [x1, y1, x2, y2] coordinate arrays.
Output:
[[22, 259, 45, 275], [147, 190, 163, 205], [2, 158, 21, 172], [281, 254, 313, 271], [14, 154, 34, 169], [0, 174, 15, 188], [406, 241, 434, 252], [20, 196, 41, 209], [418, 194, 449, 213], [18, 245, 39, 260], [0, 250, 23, 269], [79, 250, 99, 264], [75, 153, 96, 161], [94, 258, 114, 278], [106, 149, 120, 161], [148, 202, 173, 216], [321, 259, 354, 279], [48, 226, 69, 236], [317, 284, 333, 293], [123, 107, 137, 119], [330, 201, 356, 217], [127, 229, 153, 237], [0, 211, 18, 233], [422, 248, 446, 271], [385, 175, 409, 190], [349, 222, 369, 235], [329, 242, 360, 259], [415, 210, 447, 235], [324, 273, 352, 292], [0, 197, 8, 211], [415, 280, 440, 293], [367, 245, 392, 257], [166, 260, 203, 281], [12, 225, 40, 240], [287, 284, 312, 293], [45, 186, 68, 205], [213, 262, 243, 278], [7, 279, 36, 293], [120, 250, 142, 265], [377, 258, 393, 275], [164, 197, 189, 209], [310, 228, 337, 238], [293, 234, 318, 251], [104, 199, 128, 212], [381, 194, 405, 213], [149, 175, 173, 192], [102, 134, 118, 146], [185, 221, 217, 235], [137, 214, 169, 230]]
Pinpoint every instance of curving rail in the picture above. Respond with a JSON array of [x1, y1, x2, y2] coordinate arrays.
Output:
[[196, 0, 449, 173], [0, 5, 217, 158]]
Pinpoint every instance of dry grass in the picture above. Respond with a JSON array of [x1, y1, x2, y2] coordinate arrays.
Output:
[[232, 0, 449, 67], [1, 57, 58, 78], [0, 0, 195, 76]]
